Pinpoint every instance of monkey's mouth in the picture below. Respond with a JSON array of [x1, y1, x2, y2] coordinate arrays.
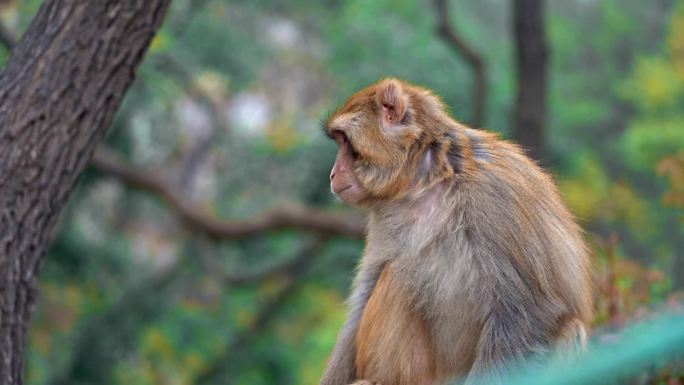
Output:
[[335, 185, 352, 194], [333, 183, 366, 205]]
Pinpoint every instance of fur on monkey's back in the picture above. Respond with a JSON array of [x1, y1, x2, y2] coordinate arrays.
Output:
[[357, 126, 592, 383]]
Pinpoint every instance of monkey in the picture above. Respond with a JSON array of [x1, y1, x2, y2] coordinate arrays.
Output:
[[320, 78, 592, 385]]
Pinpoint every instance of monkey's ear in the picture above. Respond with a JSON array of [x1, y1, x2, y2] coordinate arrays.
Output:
[[376, 78, 409, 127]]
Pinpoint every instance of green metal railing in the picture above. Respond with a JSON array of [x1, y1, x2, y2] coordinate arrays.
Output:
[[465, 313, 684, 385]]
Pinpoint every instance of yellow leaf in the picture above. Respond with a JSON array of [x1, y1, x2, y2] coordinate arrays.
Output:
[[149, 31, 170, 53]]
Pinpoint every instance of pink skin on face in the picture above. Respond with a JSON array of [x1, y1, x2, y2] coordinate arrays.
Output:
[[330, 133, 368, 205]]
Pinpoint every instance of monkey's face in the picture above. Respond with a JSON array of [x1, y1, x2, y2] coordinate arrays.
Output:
[[325, 78, 453, 207]]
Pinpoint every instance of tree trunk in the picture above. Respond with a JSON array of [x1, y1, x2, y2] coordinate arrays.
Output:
[[512, 0, 549, 162], [0, 1, 170, 384]]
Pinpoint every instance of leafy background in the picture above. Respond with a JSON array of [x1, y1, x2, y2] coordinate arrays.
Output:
[[0, 0, 682, 384]]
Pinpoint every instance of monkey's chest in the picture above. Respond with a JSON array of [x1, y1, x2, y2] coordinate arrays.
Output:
[[355, 266, 442, 385]]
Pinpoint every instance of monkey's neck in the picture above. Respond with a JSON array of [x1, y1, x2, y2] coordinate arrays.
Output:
[[368, 180, 457, 256]]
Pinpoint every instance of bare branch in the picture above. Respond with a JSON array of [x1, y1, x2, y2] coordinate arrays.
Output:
[[433, 0, 487, 128], [90, 148, 366, 239]]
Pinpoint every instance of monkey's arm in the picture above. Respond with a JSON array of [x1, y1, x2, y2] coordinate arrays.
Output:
[[466, 303, 547, 385], [467, 309, 588, 385], [319, 261, 384, 385], [463, 247, 589, 385]]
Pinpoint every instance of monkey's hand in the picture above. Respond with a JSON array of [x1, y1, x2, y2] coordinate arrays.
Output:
[[350, 381, 381, 385]]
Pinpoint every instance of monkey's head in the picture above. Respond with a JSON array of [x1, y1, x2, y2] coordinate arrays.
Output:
[[325, 78, 460, 207]]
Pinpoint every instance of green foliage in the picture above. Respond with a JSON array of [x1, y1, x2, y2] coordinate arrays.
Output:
[[175, 3, 271, 89], [621, 118, 684, 169], [323, 0, 514, 131]]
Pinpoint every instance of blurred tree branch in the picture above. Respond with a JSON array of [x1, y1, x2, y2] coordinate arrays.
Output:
[[91, 148, 366, 239], [512, 0, 549, 162], [194, 238, 327, 385], [433, 0, 487, 128]]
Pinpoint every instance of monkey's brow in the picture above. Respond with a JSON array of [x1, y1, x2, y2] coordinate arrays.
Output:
[[319, 110, 337, 137], [320, 124, 335, 139], [321, 109, 336, 125]]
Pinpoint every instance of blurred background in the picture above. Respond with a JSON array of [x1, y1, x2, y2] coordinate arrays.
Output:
[[0, 0, 683, 384]]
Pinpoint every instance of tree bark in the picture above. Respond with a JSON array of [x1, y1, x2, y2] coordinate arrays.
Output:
[[0, 1, 170, 384], [512, 0, 549, 162]]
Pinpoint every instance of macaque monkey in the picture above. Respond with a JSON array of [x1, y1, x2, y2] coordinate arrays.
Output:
[[320, 79, 592, 385]]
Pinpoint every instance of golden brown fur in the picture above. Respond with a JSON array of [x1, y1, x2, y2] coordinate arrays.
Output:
[[355, 267, 439, 385], [320, 78, 592, 385]]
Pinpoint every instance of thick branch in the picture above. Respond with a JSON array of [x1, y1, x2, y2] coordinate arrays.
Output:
[[433, 0, 487, 128], [90, 148, 366, 239], [512, 0, 549, 161]]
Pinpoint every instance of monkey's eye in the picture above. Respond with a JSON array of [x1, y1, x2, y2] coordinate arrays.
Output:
[[332, 130, 361, 160], [331, 130, 347, 146], [349, 145, 360, 160]]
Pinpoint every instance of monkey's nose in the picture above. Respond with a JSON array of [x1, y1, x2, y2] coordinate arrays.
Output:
[[330, 171, 335, 181]]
